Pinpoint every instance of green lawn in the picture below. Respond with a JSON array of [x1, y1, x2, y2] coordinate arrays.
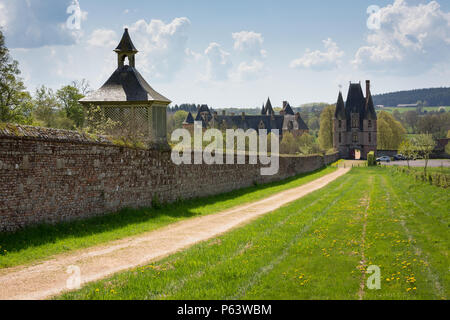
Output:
[[0, 167, 336, 269], [58, 167, 449, 300]]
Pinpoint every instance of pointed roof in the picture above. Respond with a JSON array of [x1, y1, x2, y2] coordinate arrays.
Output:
[[283, 102, 295, 115], [335, 91, 346, 119], [80, 66, 171, 104], [265, 97, 274, 115], [184, 112, 194, 124], [114, 28, 138, 53], [345, 83, 366, 116], [80, 29, 170, 105], [261, 103, 266, 115], [365, 92, 377, 120], [198, 104, 211, 114]]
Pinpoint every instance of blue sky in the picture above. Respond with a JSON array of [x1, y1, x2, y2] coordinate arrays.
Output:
[[1, 0, 449, 108]]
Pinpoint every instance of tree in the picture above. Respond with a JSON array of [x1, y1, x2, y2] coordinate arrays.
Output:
[[280, 132, 297, 154], [56, 85, 85, 128], [32, 86, 75, 130], [404, 110, 418, 132], [412, 134, 435, 175], [0, 29, 32, 123], [297, 133, 321, 155], [318, 105, 335, 150], [377, 111, 407, 150], [398, 139, 417, 168], [167, 110, 188, 135]]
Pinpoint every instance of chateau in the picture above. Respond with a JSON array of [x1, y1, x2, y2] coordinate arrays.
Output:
[[333, 80, 377, 160], [183, 98, 309, 137]]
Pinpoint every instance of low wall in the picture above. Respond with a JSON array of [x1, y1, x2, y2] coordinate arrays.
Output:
[[0, 125, 339, 232]]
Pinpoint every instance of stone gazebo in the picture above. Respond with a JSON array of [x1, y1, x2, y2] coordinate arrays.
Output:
[[80, 28, 171, 146]]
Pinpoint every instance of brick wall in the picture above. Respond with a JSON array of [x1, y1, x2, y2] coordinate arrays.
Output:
[[0, 125, 339, 232]]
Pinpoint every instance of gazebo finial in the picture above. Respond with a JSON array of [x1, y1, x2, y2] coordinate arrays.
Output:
[[114, 28, 139, 68]]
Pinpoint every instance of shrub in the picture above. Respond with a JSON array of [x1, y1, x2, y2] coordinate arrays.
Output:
[[367, 151, 376, 167]]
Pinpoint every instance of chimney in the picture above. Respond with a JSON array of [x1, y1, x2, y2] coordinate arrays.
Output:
[[231, 112, 235, 116], [366, 80, 371, 97], [295, 112, 300, 120], [222, 110, 226, 116], [241, 112, 245, 120]]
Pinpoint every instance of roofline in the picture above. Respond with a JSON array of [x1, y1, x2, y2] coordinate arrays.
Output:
[[79, 100, 171, 106]]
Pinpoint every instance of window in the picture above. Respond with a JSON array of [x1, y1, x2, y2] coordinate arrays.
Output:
[[338, 120, 342, 129], [339, 133, 342, 143], [259, 121, 265, 130], [369, 132, 372, 143], [352, 117, 359, 128], [368, 120, 372, 128], [352, 133, 358, 143]]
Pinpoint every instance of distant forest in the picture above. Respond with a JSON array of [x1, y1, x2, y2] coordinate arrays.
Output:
[[373, 87, 450, 107]]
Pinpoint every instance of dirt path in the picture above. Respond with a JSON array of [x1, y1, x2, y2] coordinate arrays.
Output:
[[0, 168, 349, 300]]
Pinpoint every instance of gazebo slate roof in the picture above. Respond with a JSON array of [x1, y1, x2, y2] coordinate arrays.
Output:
[[114, 28, 138, 53], [80, 66, 171, 105]]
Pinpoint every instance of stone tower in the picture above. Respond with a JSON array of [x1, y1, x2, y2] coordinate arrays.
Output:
[[333, 80, 377, 160]]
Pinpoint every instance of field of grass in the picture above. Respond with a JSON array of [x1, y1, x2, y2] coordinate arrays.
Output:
[[377, 106, 450, 113], [0, 167, 336, 269], [59, 167, 449, 300]]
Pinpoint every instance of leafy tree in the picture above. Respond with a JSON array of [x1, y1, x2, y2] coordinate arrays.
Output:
[[398, 139, 418, 168], [377, 111, 406, 150], [318, 105, 335, 150], [297, 133, 321, 155], [280, 132, 297, 154], [56, 85, 85, 128], [412, 134, 435, 175], [167, 110, 188, 135], [0, 29, 32, 123], [32, 86, 75, 130]]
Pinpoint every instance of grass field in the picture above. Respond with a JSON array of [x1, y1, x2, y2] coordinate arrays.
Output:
[[58, 167, 449, 300], [0, 167, 336, 269], [377, 106, 450, 113]]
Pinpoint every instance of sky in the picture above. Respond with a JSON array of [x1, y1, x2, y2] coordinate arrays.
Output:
[[0, 0, 449, 108]]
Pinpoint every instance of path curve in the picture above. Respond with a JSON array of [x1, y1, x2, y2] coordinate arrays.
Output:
[[0, 168, 349, 300]]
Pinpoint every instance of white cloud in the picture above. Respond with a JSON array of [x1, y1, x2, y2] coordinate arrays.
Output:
[[232, 31, 265, 57], [204, 42, 232, 81], [234, 60, 265, 81], [353, 0, 450, 74], [87, 29, 118, 48], [126, 17, 191, 80], [0, 0, 87, 48], [290, 38, 344, 70]]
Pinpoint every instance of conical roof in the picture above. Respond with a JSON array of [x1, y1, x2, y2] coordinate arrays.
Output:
[[283, 102, 295, 115], [265, 97, 274, 115], [184, 112, 195, 124], [365, 92, 377, 120], [80, 66, 171, 104], [335, 91, 346, 119], [114, 28, 138, 53]]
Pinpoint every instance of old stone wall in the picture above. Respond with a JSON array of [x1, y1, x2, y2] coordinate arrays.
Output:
[[0, 125, 339, 232]]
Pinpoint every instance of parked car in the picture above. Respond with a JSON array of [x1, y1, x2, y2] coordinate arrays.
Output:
[[376, 156, 391, 163], [393, 154, 406, 161]]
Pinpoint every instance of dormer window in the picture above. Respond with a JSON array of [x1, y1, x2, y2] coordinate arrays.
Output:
[[259, 121, 265, 130]]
